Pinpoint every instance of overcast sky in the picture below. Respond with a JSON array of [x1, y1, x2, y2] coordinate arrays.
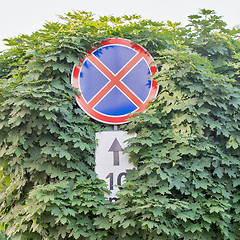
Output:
[[0, 0, 239, 50]]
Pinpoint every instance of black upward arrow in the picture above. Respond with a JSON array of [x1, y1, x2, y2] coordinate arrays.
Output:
[[108, 138, 123, 166]]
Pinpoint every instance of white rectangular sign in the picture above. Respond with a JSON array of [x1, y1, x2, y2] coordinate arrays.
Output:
[[95, 131, 135, 202]]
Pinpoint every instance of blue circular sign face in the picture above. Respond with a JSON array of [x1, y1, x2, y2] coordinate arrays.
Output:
[[71, 38, 158, 124]]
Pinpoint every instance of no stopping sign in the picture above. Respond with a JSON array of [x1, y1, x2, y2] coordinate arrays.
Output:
[[71, 38, 158, 124]]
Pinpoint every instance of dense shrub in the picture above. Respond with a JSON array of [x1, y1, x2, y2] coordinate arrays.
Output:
[[0, 9, 239, 239]]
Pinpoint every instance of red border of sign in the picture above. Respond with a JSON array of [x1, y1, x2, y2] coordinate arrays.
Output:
[[71, 38, 158, 124]]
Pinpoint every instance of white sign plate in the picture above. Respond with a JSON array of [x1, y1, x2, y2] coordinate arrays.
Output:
[[95, 131, 135, 202]]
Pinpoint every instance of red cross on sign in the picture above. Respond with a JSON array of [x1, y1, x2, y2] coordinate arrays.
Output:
[[71, 38, 158, 124]]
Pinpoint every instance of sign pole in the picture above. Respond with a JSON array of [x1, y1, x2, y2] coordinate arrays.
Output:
[[71, 38, 158, 201]]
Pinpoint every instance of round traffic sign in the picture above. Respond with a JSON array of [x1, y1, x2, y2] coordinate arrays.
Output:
[[71, 38, 158, 124]]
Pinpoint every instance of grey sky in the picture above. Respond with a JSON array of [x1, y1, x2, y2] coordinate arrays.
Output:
[[0, 0, 239, 50]]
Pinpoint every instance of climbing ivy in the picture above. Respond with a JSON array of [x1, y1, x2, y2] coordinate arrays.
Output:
[[0, 9, 239, 240]]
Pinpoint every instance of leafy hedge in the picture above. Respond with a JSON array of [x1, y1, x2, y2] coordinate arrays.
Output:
[[0, 9, 240, 240]]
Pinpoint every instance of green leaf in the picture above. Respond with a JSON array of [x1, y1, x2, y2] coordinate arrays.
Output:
[[209, 206, 224, 213], [227, 137, 239, 149], [142, 221, 157, 230], [94, 217, 111, 230], [186, 224, 202, 233], [195, 179, 209, 189], [214, 167, 224, 178], [121, 219, 136, 228]]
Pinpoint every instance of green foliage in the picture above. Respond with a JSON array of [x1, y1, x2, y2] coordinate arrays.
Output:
[[0, 9, 240, 240], [0, 230, 8, 240]]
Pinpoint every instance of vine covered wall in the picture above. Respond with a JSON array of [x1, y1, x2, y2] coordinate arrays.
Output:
[[0, 9, 240, 239]]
